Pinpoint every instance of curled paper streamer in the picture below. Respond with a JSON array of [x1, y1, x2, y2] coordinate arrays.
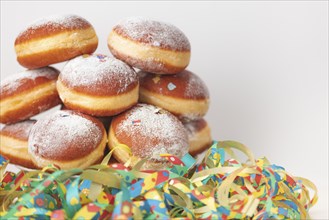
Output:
[[0, 141, 318, 219]]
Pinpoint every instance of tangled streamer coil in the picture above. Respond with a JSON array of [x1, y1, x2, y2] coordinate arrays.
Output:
[[0, 141, 318, 219]]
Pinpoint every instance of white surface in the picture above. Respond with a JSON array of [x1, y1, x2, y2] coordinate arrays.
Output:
[[1, 1, 328, 219]]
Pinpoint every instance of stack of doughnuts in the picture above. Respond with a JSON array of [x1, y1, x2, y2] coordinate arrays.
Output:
[[1, 15, 212, 170], [107, 17, 212, 158], [1, 14, 102, 169]]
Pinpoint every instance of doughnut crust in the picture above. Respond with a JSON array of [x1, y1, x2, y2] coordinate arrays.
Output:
[[0, 67, 61, 124], [108, 104, 188, 170], [15, 14, 98, 69], [183, 119, 212, 156], [108, 17, 191, 74], [57, 54, 139, 117], [0, 120, 37, 168], [28, 110, 107, 169], [139, 70, 210, 121]]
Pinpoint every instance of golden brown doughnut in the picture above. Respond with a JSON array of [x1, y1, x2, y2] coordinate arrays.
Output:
[[0, 120, 37, 168], [15, 14, 98, 69], [0, 67, 61, 124], [108, 104, 188, 170], [57, 54, 139, 117], [28, 110, 107, 169], [139, 70, 210, 121], [108, 17, 191, 74], [183, 118, 212, 156]]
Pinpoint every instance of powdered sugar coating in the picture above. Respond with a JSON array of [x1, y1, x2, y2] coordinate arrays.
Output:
[[0, 67, 59, 95], [116, 104, 188, 161], [28, 110, 104, 160], [185, 72, 209, 98], [0, 120, 36, 141], [184, 122, 198, 139], [16, 14, 91, 40], [60, 54, 138, 95], [114, 17, 190, 51]]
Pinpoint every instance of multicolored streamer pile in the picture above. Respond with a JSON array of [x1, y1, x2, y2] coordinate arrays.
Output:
[[0, 141, 318, 219]]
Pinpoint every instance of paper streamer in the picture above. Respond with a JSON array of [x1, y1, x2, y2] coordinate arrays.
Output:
[[0, 141, 318, 219]]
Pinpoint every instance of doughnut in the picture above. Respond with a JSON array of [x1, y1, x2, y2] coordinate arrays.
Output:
[[0, 67, 61, 124], [108, 17, 191, 74], [108, 104, 188, 170], [183, 119, 212, 156], [139, 70, 210, 121], [28, 110, 107, 169], [15, 14, 98, 69], [0, 120, 37, 168], [57, 54, 139, 117]]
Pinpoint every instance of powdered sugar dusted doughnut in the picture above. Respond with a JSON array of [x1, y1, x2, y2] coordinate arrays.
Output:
[[0, 120, 37, 168], [28, 110, 107, 169], [15, 14, 98, 69], [0, 67, 61, 124], [139, 70, 210, 121], [108, 17, 191, 74], [183, 118, 212, 156], [108, 104, 188, 170], [57, 54, 139, 117]]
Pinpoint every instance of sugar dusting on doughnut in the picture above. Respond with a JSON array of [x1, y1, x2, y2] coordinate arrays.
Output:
[[116, 104, 188, 161], [29, 110, 104, 161], [60, 54, 138, 95], [184, 121, 198, 138], [1, 67, 59, 95], [185, 72, 210, 98], [16, 14, 92, 43], [114, 17, 190, 51]]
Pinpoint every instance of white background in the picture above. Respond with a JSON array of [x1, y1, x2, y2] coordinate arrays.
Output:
[[1, 1, 328, 219]]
